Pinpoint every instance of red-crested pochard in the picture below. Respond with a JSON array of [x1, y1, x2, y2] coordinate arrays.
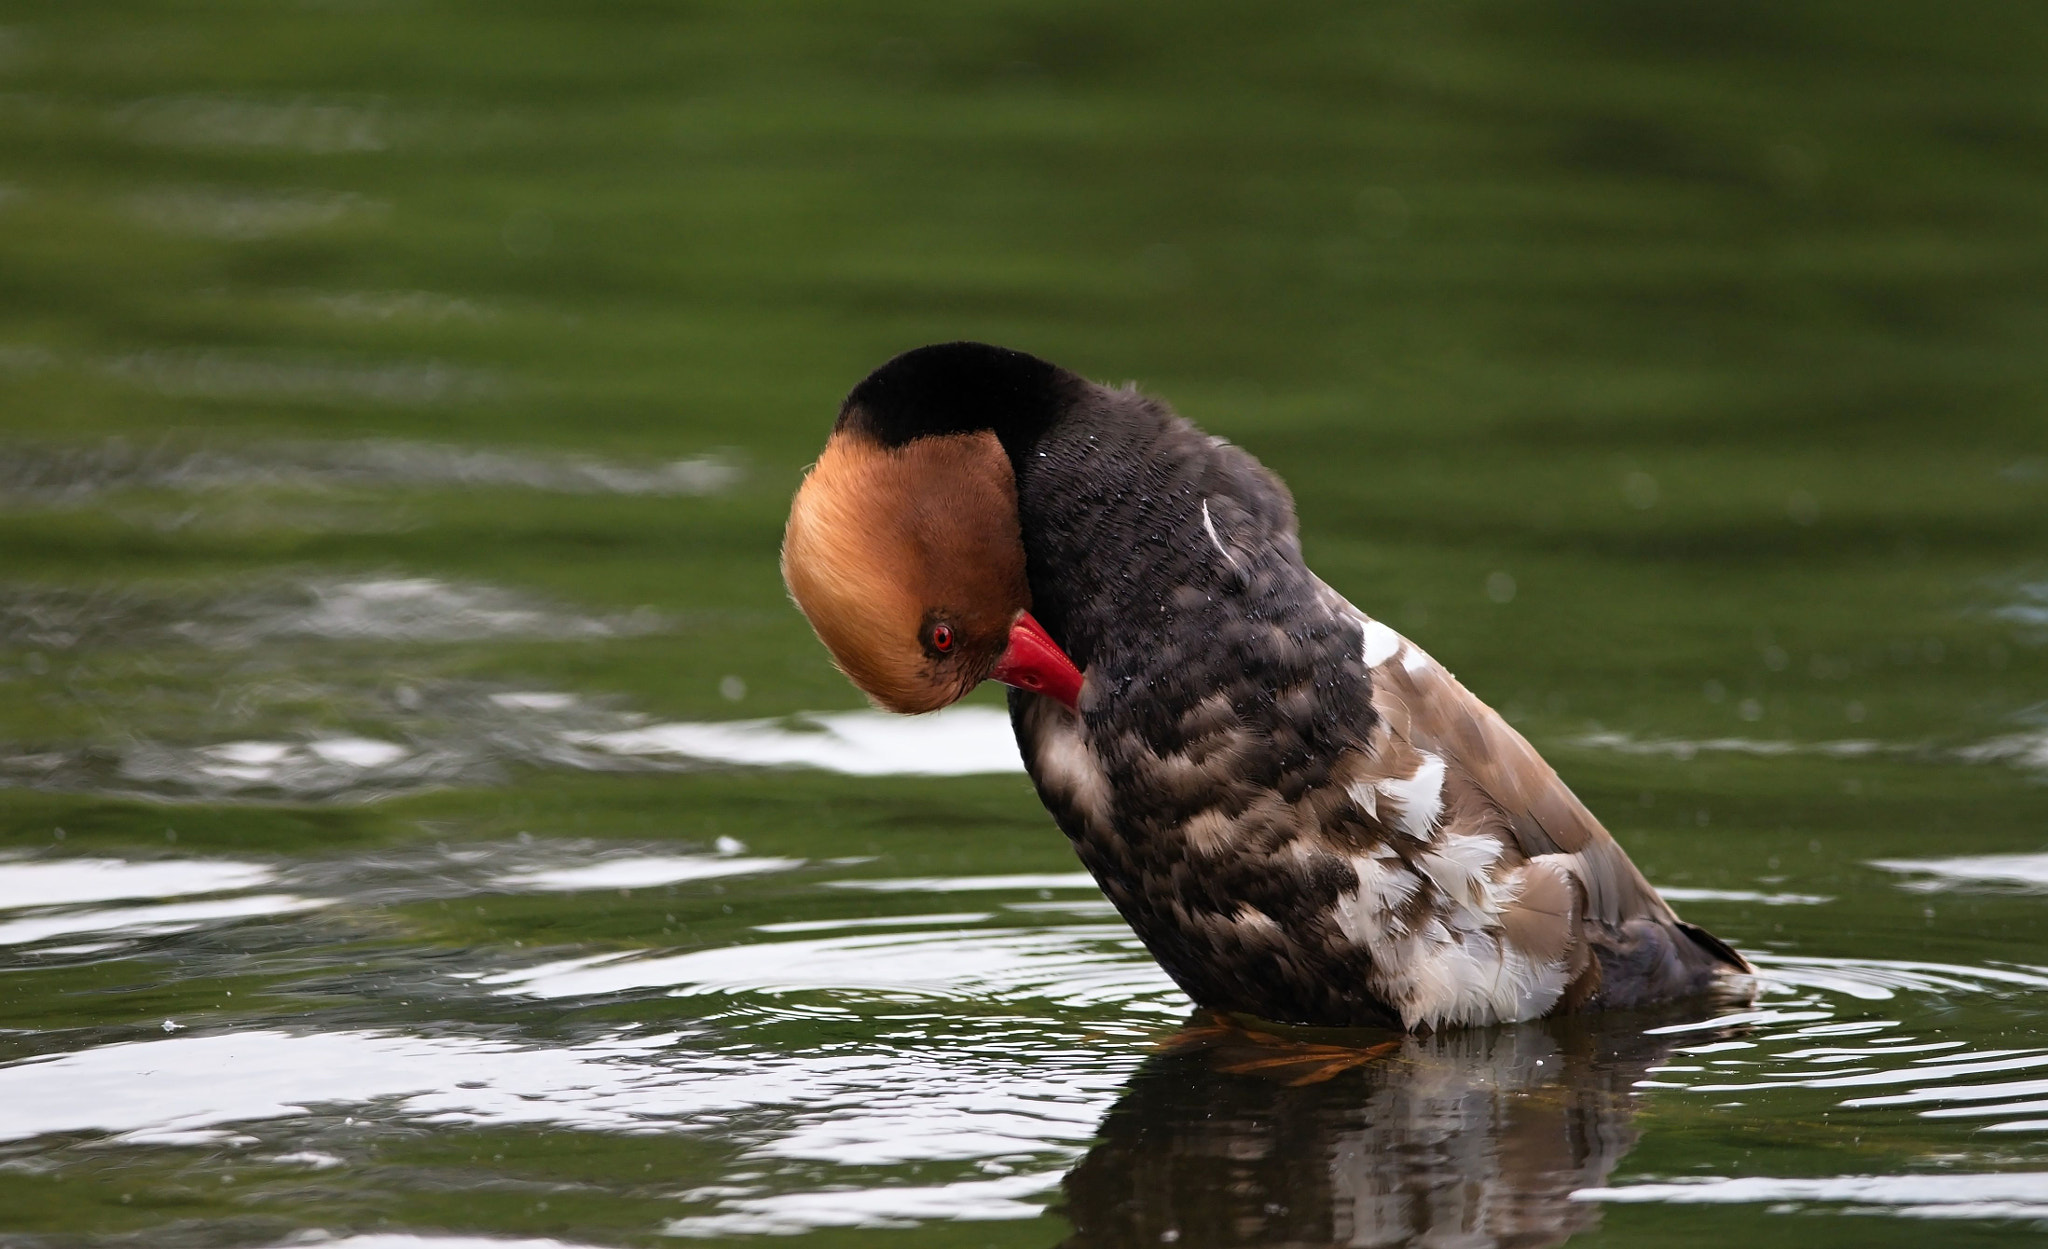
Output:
[[782, 342, 1749, 1031]]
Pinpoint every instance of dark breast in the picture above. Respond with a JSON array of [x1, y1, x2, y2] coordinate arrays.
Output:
[[1006, 388, 1402, 1027]]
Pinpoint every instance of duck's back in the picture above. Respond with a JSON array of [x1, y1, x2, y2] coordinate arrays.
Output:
[[1005, 387, 1747, 1030]]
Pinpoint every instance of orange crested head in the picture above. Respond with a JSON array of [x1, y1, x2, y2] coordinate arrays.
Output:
[[781, 428, 1033, 714]]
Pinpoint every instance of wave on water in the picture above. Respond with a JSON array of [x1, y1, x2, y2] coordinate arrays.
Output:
[[1575, 1172, 2048, 1221], [0, 853, 326, 955], [9, 849, 2048, 1237], [1574, 954, 2048, 1221], [475, 922, 1184, 1014], [1, 701, 1022, 801], [0, 436, 738, 506], [0, 576, 664, 652], [0, 570, 1021, 799], [1570, 725, 2048, 782], [276, 1228, 614, 1236], [1872, 852, 2048, 893], [574, 706, 1024, 777], [1568, 731, 1898, 761]]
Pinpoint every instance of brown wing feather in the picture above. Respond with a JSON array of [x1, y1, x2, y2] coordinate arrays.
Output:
[[1363, 630, 1673, 930]]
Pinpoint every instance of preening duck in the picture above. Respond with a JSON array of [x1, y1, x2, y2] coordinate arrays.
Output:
[[782, 342, 1750, 1032]]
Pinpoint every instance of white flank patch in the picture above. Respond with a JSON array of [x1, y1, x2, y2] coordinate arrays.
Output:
[[1406, 934, 1567, 1030], [1358, 619, 1402, 668], [1199, 499, 1240, 571], [1331, 849, 1568, 1029], [1401, 645, 1435, 676], [1377, 753, 1447, 840]]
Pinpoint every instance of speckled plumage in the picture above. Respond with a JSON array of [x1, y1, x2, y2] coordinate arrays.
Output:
[[833, 343, 1749, 1030]]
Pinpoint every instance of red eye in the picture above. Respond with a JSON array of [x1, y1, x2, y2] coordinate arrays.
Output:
[[931, 624, 954, 652]]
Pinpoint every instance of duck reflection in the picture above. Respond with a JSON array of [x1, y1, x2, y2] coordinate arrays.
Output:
[[1058, 1011, 1710, 1248]]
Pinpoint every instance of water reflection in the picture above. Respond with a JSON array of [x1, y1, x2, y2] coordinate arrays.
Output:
[[9, 840, 2048, 1238], [1873, 851, 2048, 893], [1576, 1172, 2048, 1221], [264, 1238, 608, 1249], [1057, 1013, 1693, 1249], [580, 705, 1023, 776]]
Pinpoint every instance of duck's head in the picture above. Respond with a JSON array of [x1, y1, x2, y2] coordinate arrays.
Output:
[[781, 343, 1086, 715]]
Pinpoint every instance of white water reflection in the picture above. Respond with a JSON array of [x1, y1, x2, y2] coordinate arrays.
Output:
[[2, 577, 1025, 796], [0, 857, 271, 908], [1575, 1172, 2048, 1220], [577, 706, 1024, 777], [1873, 852, 2048, 892], [281, 1238, 611, 1249], [0, 854, 328, 951], [495, 855, 804, 892], [1956, 730, 2048, 771], [1627, 954, 2048, 1140], [2, 704, 1022, 799], [1993, 580, 2048, 631], [0, 1028, 710, 1144], [1573, 725, 2048, 778], [0, 1025, 1130, 1184], [477, 923, 1186, 1014], [0, 893, 329, 947], [7, 838, 2048, 1240], [1569, 730, 1896, 761], [826, 872, 1098, 892], [664, 1170, 1065, 1237], [1654, 887, 1832, 906], [110, 736, 449, 801], [754, 913, 991, 934]]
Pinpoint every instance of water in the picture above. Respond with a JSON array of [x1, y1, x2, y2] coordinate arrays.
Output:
[[2, 1, 2046, 1245]]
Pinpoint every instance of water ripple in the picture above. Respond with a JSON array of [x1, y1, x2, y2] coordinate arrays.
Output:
[[0, 437, 738, 506], [475, 922, 1186, 1014], [1575, 1172, 2048, 1220], [9, 842, 2048, 1237], [1873, 852, 2048, 893], [1628, 954, 2048, 1140], [575, 706, 1023, 777]]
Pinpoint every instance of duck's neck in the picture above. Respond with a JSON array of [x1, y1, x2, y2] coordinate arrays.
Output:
[[1012, 387, 1371, 774]]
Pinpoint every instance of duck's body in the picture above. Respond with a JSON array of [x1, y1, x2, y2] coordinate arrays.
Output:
[[785, 342, 1749, 1031]]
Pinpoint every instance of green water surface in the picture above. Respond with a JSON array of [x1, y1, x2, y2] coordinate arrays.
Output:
[[1, 1, 2047, 1246]]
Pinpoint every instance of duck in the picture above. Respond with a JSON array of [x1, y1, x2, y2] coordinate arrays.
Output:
[[781, 341, 1750, 1032]]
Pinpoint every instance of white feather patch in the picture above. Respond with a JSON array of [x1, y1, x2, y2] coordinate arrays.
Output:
[[1414, 831, 1510, 916], [1327, 834, 1569, 1028], [1331, 855, 1421, 947], [1030, 718, 1113, 830], [1200, 499, 1241, 571], [1359, 619, 1402, 668], [1345, 779, 1379, 821], [1377, 753, 1446, 840], [1401, 644, 1435, 676]]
